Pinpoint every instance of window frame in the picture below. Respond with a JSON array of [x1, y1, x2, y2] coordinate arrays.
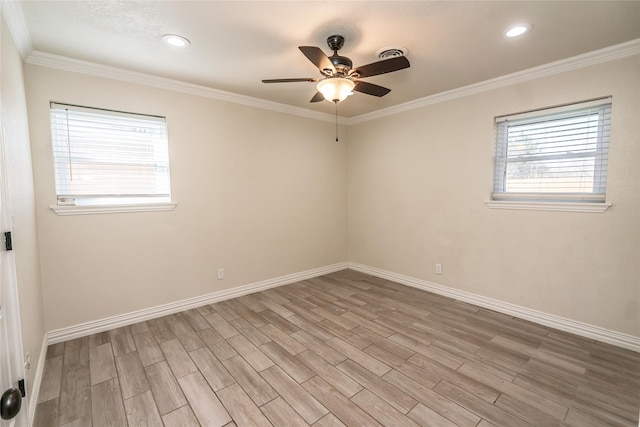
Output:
[[488, 98, 612, 213], [49, 103, 176, 215]]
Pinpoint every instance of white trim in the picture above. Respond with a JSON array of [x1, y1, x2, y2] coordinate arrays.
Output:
[[21, 38, 639, 125], [25, 51, 346, 125], [50, 202, 178, 215], [45, 261, 640, 352], [494, 96, 612, 123], [485, 200, 611, 213], [347, 39, 640, 125], [27, 333, 48, 426], [0, 0, 33, 59], [348, 262, 640, 353], [47, 262, 348, 344]]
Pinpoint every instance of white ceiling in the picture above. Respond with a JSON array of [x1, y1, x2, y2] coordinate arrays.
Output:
[[14, 1, 640, 118]]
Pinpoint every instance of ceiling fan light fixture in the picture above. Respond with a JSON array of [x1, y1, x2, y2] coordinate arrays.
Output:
[[317, 78, 355, 103], [161, 34, 191, 48]]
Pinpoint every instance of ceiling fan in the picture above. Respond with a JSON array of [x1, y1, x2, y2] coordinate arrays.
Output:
[[262, 35, 410, 103]]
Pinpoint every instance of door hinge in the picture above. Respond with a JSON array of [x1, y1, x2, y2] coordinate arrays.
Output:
[[17, 380, 25, 398], [3, 232, 12, 251]]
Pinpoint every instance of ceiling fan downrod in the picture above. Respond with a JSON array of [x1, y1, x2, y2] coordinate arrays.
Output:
[[326, 35, 353, 77]]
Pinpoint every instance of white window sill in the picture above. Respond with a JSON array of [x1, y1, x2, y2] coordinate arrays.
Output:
[[485, 200, 611, 213], [50, 202, 177, 216]]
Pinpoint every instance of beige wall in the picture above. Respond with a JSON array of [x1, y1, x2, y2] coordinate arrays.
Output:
[[25, 66, 348, 331], [348, 55, 640, 337], [1, 15, 46, 398], [22, 49, 640, 341]]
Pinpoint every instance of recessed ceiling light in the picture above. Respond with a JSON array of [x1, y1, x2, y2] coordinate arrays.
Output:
[[162, 34, 190, 48], [505, 24, 531, 38]]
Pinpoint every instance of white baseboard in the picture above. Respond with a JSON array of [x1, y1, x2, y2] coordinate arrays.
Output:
[[349, 262, 640, 353], [47, 262, 349, 344], [45, 260, 639, 353], [27, 333, 48, 425]]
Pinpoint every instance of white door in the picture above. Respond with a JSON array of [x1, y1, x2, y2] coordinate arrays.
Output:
[[0, 113, 27, 426]]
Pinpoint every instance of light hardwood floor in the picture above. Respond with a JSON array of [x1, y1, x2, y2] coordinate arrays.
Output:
[[33, 270, 640, 426]]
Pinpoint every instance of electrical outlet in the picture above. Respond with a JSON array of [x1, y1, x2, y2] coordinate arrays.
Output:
[[436, 263, 442, 275], [24, 353, 31, 371], [217, 268, 224, 280]]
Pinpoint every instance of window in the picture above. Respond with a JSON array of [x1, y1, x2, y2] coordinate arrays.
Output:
[[492, 98, 611, 206], [50, 103, 173, 211]]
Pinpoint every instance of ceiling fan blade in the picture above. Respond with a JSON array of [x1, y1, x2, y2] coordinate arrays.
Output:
[[352, 56, 410, 78], [353, 81, 391, 97], [262, 78, 318, 83], [299, 46, 336, 74], [310, 92, 325, 103]]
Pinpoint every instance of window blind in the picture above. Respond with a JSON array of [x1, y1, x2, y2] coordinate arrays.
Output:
[[50, 103, 171, 206], [492, 98, 611, 203]]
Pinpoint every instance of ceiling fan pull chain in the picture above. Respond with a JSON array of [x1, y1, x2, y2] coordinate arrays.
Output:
[[335, 101, 339, 142]]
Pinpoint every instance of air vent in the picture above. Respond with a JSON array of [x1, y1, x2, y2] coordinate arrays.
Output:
[[376, 46, 408, 60]]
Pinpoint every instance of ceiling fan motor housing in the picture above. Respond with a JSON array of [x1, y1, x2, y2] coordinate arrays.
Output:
[[327, 35, 345, 51], [329, 55, 353, 76], [325, 36, 352, 76]]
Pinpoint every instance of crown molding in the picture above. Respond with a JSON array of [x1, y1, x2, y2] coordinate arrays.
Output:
[[1, 0, 33, 58], [347, 38, 640, 125], [25, 51, 345, 124], [23, 37, 639, 126]]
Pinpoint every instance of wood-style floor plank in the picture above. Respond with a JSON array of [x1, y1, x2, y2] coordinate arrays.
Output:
[[227, 334, 274, 371], [326, 337, 391, 376], [199, 327, 239, 361], [313, 413, 347, 427], [406, 402, 459, 427], [62, 337, 89, 373], [188, 346, 235, 392], [123, 390, 163, 427], [33, 270, 640, 427], [260, 366, 328, 424], [204, 312, 241, 339], [88, 343, 117, 386], [301, 376, 381, 427], [382, 368, 481, 427], [260, 396, 309, 427], [132, 330, 165, 367], [37, 356, 63, 403], [160, 338, 198, 378], [115, 351, 149, 399], [145, 361, 188, 416], [178, 372, 232, 427], [216, 383, 273, 427], [290, 330, 347, 365], [222, 355, 278, 406], [336, 359, 417, 414], [182, 309, 212, 331], [58, 366, 91, 425], [91, 377, 128, 427], [170, 320, 206, 352], [296, 350, 362, 398], [259, 341, 316, 384], [351, 389, 420, 427], [434, 380, 531, 427], [229, 317, 271, 346], [32, 398, 58, 427], [109, 328, 136, 357], [161, 405, 200, 427]]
